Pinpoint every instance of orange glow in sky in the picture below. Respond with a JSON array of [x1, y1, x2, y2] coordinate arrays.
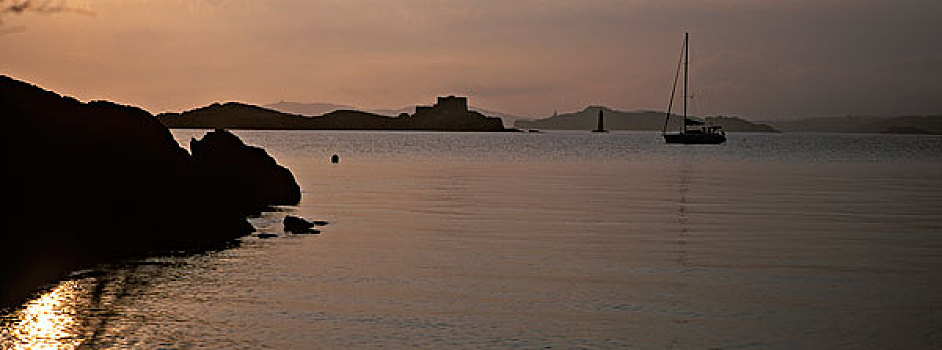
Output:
[[2, 0, 940, 119]]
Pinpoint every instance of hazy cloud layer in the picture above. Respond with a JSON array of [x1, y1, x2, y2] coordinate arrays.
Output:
[[2, 0, 939, 118]]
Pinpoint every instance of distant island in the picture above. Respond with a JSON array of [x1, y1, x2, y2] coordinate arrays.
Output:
[[158, 96, 508, 132], [264, 101, 522, 127], [515, 107, 941, 134], [764, 115, 942, 135], [514, 106, 779, 133], [168, 99, 942, 135]]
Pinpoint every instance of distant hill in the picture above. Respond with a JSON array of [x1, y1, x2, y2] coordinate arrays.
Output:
[[862, 116, 942, 134], [765, 115, 942, 134], [159, 96, 507, 132], [764, 116, 888, 133], [515, 106, 778, 132], [264, 101, 521, 128], [264, 101, 354, 117], [159, 102, 314, 129]]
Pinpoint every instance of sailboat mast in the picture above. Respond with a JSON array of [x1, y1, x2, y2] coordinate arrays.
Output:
[[664, 35, 684, 135], [683, 32, 688, 134]]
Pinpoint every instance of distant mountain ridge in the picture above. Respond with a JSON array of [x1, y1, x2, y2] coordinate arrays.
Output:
[[765, 115, 942, 134], [515, 106, 778, 132], [159, 96, 507, 132]]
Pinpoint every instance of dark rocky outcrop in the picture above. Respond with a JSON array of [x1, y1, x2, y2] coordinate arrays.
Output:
[[0, 75, 300, 309], [191, 129, 301, 215]]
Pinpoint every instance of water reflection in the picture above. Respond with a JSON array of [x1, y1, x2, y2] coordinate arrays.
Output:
[[0, 280, 90, 349], [0, 263, 170, 349]]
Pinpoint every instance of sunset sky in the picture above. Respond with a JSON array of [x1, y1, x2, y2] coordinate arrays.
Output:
[[2, 0, 940, 119]]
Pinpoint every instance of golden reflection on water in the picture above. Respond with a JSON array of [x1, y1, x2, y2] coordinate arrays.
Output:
[[0, 280, 89, 350]]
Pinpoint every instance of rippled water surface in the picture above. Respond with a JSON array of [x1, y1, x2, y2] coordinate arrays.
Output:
[[3, 131, 942, 349]]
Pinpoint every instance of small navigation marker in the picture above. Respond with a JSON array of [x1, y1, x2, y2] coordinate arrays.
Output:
[[592, 109, 608, 133]]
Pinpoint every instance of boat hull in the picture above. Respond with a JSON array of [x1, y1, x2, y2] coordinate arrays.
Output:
[[663, 133, 726, 144]]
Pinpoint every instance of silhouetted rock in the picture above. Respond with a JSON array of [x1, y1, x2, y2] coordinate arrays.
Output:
[[191, 129, 301, 214], [256, 233, 280, 239], [0, 75, 300, 309], [283, 215, 325, 234], [158, 96, 507, 132], [284, 215, 320, 234]]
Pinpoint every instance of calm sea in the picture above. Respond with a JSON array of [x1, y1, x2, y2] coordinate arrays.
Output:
[[3, 131, 941, 349]]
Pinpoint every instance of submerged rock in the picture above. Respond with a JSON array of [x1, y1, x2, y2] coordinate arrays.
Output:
[[284, 215, 323, 234]]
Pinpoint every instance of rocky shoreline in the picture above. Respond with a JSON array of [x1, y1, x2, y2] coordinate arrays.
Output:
[[0, 75, 301, 309]]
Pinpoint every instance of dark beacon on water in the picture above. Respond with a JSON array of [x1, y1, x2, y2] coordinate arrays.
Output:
[[592, 109, 608, 133]]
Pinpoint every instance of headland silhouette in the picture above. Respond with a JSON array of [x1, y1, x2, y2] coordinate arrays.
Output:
[[0, 75, 300, 309]]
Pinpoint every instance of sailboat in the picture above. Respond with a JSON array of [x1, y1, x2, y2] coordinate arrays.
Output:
[[662, 33, 726, 144], [592, 109, 607, 133]]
